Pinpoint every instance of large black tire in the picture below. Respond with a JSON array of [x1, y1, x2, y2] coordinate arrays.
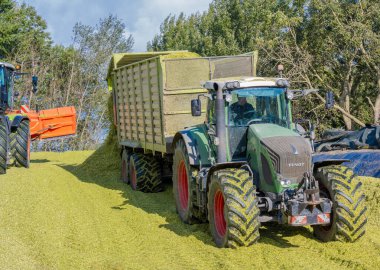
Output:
[[0, 121, 8, 174], [313, 165, 367, 242], [121, 148, 130, 183], [208, 169, 260, 248], [10, 120, 30, 168], [129, 153, 162, 192], [172, 139, 199, 224]]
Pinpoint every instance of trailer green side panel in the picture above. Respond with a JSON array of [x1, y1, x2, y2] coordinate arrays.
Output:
[[108, 51, 257, 154]]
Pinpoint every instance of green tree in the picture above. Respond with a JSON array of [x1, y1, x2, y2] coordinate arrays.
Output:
[[149, 0, 379, 131]]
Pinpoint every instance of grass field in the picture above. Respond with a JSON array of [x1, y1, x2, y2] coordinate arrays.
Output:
[[0, 147, 379, 270]]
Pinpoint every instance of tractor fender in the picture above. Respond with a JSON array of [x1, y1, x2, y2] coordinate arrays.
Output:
[[312, 158, 349, 171], [10, 115, 29, 132], [205, 161, 249, 190], [172, 125, 215, 166]]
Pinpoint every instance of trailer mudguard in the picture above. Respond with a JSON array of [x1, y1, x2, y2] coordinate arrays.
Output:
[[10, 115, 28, 132], [172, 124, 215, 167]]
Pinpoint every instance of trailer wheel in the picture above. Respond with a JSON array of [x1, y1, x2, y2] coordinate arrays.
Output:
[[11, 120, 30, 168], [0, 121, 8, 174], [172, 139, 199, 224], [208, 169, 260, 248], [121, 149, 130, 183], [313, 165, 367, 242], [128, 153, 162, 192]]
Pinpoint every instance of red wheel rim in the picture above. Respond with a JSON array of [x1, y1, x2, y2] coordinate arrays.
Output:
[[214, 190, 226, 237], [178, 160, 188, 210], [130, 161, 137, 190]]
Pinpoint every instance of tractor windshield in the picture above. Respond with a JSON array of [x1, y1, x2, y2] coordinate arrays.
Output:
[[228, 87, 288, 127]]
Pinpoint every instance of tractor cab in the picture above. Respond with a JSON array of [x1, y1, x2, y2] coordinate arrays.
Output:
[[197, 77, 295, 162], [0, 62, 15, 112]]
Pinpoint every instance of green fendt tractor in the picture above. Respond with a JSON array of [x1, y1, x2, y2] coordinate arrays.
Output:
[[172, 77, 367, 248], [109, 52, 367, 248]]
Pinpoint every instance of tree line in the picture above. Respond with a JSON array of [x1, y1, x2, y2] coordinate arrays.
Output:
[[149, 0, 380, 131], [2, 0, 379, 152], [0, 0, 133, 150]]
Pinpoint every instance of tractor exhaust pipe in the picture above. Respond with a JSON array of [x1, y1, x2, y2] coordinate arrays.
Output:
[[214, 83, 227, 163]]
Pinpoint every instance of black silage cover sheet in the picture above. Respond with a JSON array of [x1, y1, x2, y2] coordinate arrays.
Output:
[[313, 151, 380, 178]]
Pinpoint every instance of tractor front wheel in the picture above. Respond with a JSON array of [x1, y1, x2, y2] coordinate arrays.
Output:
[[0, 120, 8, 174], [128, 153, 162, 192], [11, 120, 30, 168], [208, 169, 260, 248], [313, 165, 367, 242]]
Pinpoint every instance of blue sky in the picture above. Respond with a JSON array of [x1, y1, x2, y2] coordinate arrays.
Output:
[[20, 0, 210, 52]]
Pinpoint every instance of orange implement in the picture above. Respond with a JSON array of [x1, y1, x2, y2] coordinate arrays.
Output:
[[20, 105, 77, 140]]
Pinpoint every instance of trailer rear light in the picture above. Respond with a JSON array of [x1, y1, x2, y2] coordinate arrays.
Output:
[[317, 213, 330, 224], [289, 215, 307, 225]]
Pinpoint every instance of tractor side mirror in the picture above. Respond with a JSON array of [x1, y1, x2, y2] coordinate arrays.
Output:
[[32, 75, 38, 94], [325, 91, 334, 109], [191, 99, 201, 117]]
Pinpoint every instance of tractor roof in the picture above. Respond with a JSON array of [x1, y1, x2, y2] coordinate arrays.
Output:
[[203, 76, 286, 90], [0, 62, 15, 70]]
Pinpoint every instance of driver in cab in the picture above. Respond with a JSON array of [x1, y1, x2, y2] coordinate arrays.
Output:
[[230, 96, 255, 124]]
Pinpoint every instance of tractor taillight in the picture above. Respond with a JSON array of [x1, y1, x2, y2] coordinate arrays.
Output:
[[289, 215, 307, 225]]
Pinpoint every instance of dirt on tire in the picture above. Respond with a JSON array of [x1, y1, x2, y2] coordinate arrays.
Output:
[[10, 120, 30, 168], [172, 139, 200, 224], [313, 165, 367, 242], [208, 168, 260, 248], [128, 152, 162, 192]]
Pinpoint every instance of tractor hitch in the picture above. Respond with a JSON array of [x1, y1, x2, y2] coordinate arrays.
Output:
[[286, 172, 332, 226]]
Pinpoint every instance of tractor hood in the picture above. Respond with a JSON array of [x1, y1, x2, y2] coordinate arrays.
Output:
[[249, 123, 299, 140], [249, 124, 313, 183]]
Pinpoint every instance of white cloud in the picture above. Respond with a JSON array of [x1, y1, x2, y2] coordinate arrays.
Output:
[[20, 0, 210, 51]]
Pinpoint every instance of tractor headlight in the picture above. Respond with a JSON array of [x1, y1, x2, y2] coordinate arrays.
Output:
[[286, 91, 294, 100], [280, 179, 291, 186], [225, 81, 240, 89], [276, 79, 290, 87]]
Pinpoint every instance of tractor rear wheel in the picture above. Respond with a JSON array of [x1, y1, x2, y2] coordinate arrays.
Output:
[[128, 153, 162, 192], [208, 169, 260, 248], [313, 165, 367, 242], [11, 120, 30, 168], [121, 148, 130, 183], [0, 121, 8, 174], [172, 139, 199, 224]]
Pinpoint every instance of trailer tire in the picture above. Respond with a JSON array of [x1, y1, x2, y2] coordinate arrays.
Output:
[[11, 120, 30, 168], [129, 153, 162, 192], [208, 169, 260, 248], [313, 165, 367, 242], [172, 139, 199, 224], [0, 121, 8, 174]]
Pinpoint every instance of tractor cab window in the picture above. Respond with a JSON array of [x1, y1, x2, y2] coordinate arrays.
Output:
[[207, 95, 216, 124], [228, 88, 288, 127], [4, 68, 13, 106], [0, 67, 4, 87]]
